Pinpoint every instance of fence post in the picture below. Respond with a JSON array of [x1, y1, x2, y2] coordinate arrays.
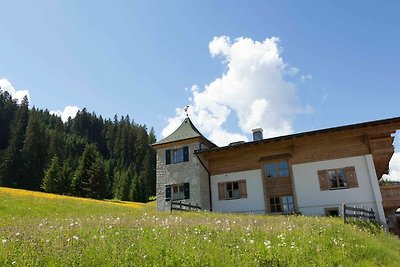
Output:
[[170, 200, 172, 213], [179, 201, 182, 211], [342, 203, 346, 224], [361, 205, 364, 221]]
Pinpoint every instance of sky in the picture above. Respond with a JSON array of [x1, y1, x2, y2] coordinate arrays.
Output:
[[0, 1, 399, 180]]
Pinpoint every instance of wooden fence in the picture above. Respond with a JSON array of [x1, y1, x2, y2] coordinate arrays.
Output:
[[170, 200, 201, 212], [342, 203, 376, 224]]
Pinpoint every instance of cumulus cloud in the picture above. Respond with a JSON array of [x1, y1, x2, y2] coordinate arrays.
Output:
[[50, 106, 80, 122], [0, 78, 30, 103], [382, 133, 400, 181], [162, 36, 303, 146], [301, 74, 312, 82]]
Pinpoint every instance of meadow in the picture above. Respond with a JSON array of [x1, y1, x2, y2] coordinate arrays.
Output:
[[1, 187, 399, 266]]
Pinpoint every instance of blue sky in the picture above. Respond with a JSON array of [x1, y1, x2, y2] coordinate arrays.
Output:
[[1, 1, 399, 178]]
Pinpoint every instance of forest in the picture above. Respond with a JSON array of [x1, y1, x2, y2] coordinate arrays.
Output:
[[0, 90, 156, 202]]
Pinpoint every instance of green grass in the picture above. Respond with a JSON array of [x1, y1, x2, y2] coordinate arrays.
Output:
[[1, 187, 399, 266]]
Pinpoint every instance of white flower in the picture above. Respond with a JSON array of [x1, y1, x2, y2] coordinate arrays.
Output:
[[264, 240, 271, 246], [73, 235, 79, 241], [2, 239, 6, 244]]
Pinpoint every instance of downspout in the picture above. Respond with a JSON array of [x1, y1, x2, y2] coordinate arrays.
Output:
[[195, 151, 212, 211]]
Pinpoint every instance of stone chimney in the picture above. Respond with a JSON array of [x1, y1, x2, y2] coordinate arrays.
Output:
[[252, 128, 263, 141]]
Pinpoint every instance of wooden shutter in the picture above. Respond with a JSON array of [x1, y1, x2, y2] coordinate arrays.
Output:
[[184, 182, 190, 199], [165, 185, 171, 201], [218, 182, 225, 200], [165, 150, 171, 165], [318, 170, 330, 191], [183, 146, 189, 162], [344, 166, 358, 188], [239, 180, 247, 198]]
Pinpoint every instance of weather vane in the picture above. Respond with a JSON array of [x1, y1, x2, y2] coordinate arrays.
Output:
[[184, 105, 189, 117]]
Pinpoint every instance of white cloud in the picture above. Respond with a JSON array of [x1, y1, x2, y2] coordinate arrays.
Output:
[[50, 106, 80, 122], [301, 74, 312, 82], [0, 78, 30, 104], [162, 36, 304, 146], [382, 133, 400, 181], [382, 152, 400, 181]]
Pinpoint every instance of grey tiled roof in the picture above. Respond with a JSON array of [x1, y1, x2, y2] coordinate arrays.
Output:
[[154, 117, 214, 146]]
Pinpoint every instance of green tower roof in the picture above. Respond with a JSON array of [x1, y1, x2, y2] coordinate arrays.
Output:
[[153, 117, 215, 147]]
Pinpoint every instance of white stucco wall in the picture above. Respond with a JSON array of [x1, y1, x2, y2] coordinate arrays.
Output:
[[211, 169, 265, 213], [292, 155, 385, 223]]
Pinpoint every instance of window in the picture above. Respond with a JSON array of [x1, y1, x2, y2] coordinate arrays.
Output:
[[282, 196, 294, 212], [265, 160, 289, 178], [269, 197, 281, 213], [165, 183, 190, 201], [269, 195, 294, 213], [218, 180, 247, 200], [226, 181, 240, 199], [166, 146, 189, 165], [318, 166, 358, 191], [173, 184, 185, 200], [328, 169, 347, 188], [325, 207, 339, 217]]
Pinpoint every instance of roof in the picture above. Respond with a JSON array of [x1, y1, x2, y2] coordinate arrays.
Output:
[[153, 117, 216, 147], [195, 116, 400, 154]]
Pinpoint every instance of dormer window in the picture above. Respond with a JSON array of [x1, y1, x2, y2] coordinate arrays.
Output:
[[166, 146, 189, 165]]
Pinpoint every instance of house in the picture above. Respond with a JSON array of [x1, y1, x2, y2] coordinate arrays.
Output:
[[152, 116, 400, 226]]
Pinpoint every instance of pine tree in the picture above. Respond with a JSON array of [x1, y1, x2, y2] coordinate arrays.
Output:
[[42, 156, 62, 193], [0, 95, 29, 187], [73, 144, 107, 199], [21, 111, 48, 190], [87, 156, 107, 199]]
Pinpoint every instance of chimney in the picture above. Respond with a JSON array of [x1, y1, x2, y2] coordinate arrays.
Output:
[[252, 128, 263, 141]]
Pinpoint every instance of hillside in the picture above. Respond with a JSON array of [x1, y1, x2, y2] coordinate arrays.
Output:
[[0, 90, 156, 202], [1, 187, 399, 266]]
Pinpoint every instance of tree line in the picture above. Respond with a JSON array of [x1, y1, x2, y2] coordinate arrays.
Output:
[[0, 90, 156, 202]]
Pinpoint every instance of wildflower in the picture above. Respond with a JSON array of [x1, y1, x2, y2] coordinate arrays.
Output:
[[250, 240, 254, 244], [12, 261, 16, 265], [264, 240, 271, 246], [73, 236, 79, 241], [2, 239, 6, 244]]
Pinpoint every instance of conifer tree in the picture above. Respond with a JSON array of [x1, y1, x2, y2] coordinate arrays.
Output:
[[42, 155, 62, 193], [0, 95, 29, 187], [21, 111, 48, 190], [73, 144, 107, 199]]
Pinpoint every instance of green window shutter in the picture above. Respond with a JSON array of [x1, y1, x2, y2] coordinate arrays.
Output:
[[183, 146, 189, 162], [184, 182, 190, 199], [165, 185, 171, 201], [165, 150, 171, 165]]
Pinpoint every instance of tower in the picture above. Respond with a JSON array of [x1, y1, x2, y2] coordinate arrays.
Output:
[[152, 118, 216, 210]]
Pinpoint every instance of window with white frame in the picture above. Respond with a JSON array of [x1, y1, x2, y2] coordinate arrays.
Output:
[[218, 180, 247, 200], [165, 183, 190, 201], [318, 166, 358, 191]]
